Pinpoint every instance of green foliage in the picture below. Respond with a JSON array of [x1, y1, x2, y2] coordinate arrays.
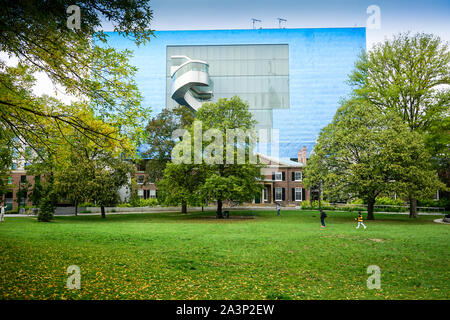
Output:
[[128, 178, 141, 206], [157, 162, 206, 209], [143, 106, 195, 182], [196, 97, 263, 216], [16, 182, 31, 208], [1, 2, 154, 163], [348, 32, 450, 217], [375, 196, 404, 206], [158, 97, 263, 215], [52, 144, 135, 217], [122, 198, 159, 207], [30, 179, 43, 206], [349, 32, 449, 132], [304, 98, 445, 220], [79, 202, 97, 208], [0, 129, 14, 200], [37, 195, 54, 222], [418, 198, 450, 210]]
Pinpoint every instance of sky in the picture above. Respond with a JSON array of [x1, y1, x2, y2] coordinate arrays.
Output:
[[144, 0, 450, 49], [9, 0, 450, 102]]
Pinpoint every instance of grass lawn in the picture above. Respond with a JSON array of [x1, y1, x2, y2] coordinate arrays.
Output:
[[0, 210, 448, 300]]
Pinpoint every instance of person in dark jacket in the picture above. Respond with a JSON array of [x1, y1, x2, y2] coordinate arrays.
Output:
[[320, 210, 327, 228], [276, 202, 281, 216]]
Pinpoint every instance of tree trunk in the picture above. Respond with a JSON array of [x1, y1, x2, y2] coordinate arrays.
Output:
[[216, 199, 223, 219], [101, 206, 106, 219], [75, 201, 78, 216], [367, 198, 375, 220], [181, 202, 187, 214], [409, 196, 418, 218]]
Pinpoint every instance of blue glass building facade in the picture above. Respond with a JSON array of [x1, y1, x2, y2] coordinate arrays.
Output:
[[106, 28, 366, 158]]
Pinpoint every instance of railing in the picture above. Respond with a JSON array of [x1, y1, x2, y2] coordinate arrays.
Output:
[[310, 202, 446, 214], [172, 61, 209, 81]]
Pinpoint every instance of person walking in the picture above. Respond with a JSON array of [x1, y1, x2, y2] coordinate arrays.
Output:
[[0, 202, 6, 222], [355, 212, 367, 229], [276, 202, 281, 216], [320, 210, 327, 228]]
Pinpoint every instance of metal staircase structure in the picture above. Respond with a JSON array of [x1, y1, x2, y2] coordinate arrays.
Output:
[[170, 55, 213, 112]]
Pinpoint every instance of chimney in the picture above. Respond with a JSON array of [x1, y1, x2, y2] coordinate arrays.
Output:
[[297, 149, 302, 163], [302, 146, 307, 164]]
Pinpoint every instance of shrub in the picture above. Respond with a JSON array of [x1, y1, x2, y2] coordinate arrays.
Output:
[[139, 198, 158, 207], [38, 196, 54, 222], [79, 202, 96, 207], [375, 196, 404, 206], [123, 198, 159, 207], [418, 198, 450, 210], [117, 203, 132, 207]]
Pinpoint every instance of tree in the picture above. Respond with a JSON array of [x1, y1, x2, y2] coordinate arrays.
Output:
[[37, 175, 57, 222], [0, 128, 14, 202], [157, 162, 206, 213], [30, 176, 43, 207], [195, 96, 263, 218], [0, 1, 153, 160], [54, 148, 134, 219], [144, 106, 194, 183], [85, 152, 134, 219], [348, 32, 450, 217], [16, 181, 31, 209], [304, 99, 444, 220], [38, 194, 54, 222], [54, 155, 90, 216]]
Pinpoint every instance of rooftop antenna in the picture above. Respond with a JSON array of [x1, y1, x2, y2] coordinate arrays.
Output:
[[251, 18, 262, 29], [277, 18, 287, 28]]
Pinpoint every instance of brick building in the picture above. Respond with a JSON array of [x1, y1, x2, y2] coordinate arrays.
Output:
[[3, 147, 309, 211], [256, 147, 309, 205], [133, 147, 310, 206], [2, 167, 38, 212]]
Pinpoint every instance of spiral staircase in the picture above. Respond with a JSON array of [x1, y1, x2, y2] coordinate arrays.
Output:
[[170, 55, 213, 112]]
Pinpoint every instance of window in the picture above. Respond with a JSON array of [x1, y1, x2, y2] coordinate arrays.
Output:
[[7, 177, 12, 184], [294, 171, 302, 181], [263, 188, 268, 201], [20, 175, 26, 183], [137, 175, 145, 185], [295, 188, 302, 201], [274, 188, 286, 201], [273, 172, 285, 181], [275, 188, 283, 201], [11, 163, 17, 170], [150, 189, 156, 198]]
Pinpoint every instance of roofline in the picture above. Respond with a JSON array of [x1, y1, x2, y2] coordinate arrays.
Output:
[[104, 26, 366, 34]]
